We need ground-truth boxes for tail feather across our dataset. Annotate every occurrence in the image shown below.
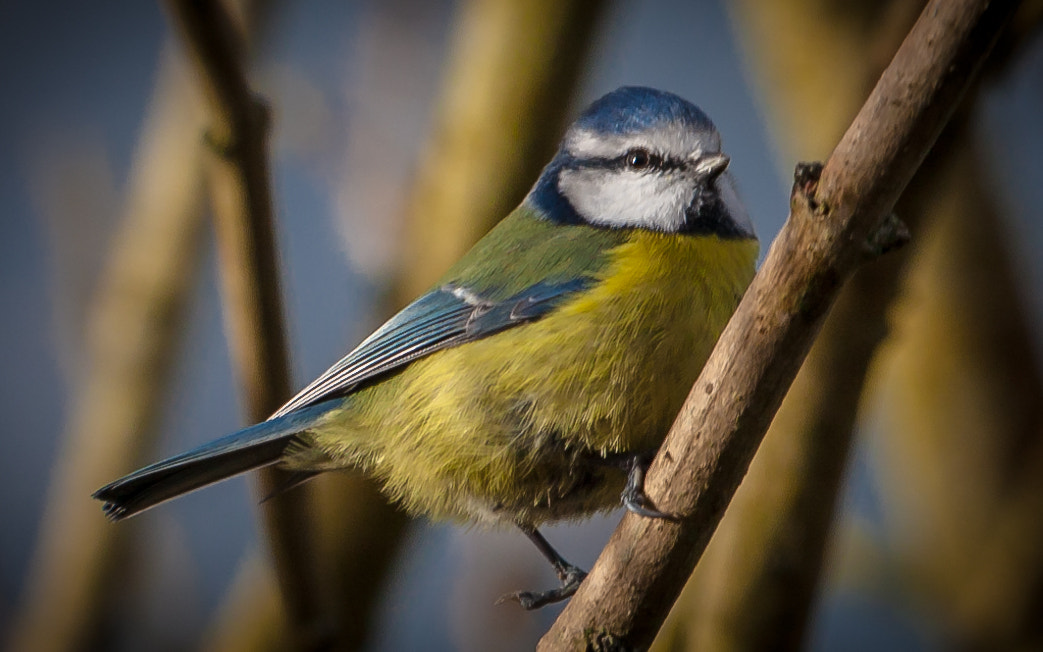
[94,400,337,520]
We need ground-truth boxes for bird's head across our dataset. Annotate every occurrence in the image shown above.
[526,86,754,239]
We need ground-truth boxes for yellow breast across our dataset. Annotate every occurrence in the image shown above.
[306,231,757,524]
[491,230,758,453]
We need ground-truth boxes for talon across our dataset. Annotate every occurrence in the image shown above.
[622,454,679,521]
[497,566,587,610]
[506,526,588,609]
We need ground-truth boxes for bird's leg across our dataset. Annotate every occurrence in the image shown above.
[618,452,679,521]
[497,525,587,609]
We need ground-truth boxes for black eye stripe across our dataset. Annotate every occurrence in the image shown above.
[570,151,685,173]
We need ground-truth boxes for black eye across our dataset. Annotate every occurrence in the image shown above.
[626,148,653,169]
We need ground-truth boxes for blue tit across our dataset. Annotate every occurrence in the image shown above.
[95,86,758,608]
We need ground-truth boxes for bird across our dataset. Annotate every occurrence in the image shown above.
[95,86,759,609]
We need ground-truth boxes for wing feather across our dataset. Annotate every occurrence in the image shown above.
[270,278,589,418]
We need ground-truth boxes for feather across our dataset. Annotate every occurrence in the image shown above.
[270,278,591,418]
[93,400,338,520]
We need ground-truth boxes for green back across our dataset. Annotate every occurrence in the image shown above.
[438,206,628,300]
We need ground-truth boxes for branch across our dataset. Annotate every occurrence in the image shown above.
[7,50,208,652]
[393,0,609,303]
[875,138,1043,648]
[162,0,328,647]
[658,3,925,649]
[539,0,1019,648]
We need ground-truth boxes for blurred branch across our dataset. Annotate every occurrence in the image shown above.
[321,0,610,647]
[162,0,328,648]
[7,51,209,652]
[294,0,612,648]
[539,1,1017,648]
[394,0,609,303]
[201,555,288,652]
[875,135,1043,650]
[955,432,1043,650]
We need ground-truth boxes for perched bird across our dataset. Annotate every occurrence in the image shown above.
[95,86,758,608]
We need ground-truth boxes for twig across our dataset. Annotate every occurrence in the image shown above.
[162,0,328,647]
[538,0,1019,648]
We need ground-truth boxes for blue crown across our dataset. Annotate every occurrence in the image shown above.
[572,86,713,136]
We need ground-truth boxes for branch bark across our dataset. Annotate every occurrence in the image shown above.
[653,4,924,649]
[163,0,329,648]
[539,0,1018,648]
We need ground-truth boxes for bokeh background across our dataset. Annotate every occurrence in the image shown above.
[2,1,1041,650]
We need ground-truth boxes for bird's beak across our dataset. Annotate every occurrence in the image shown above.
[693,153,730,181]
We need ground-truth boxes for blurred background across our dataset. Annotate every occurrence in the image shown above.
[1,0,1041,650]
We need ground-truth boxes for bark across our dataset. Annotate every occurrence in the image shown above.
[539,1,1017,648]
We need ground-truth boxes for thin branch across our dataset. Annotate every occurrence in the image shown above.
[672,3,1043,650]
[393,0,609,304]
[198,2,612,649]
[539,0,1019,648]
[657,3,923,649]
[162,0,328,647]
[875,137,1043,649]
[6,51,208,652]
[672,124,970,652]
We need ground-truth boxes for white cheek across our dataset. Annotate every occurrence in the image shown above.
[558,168,692,231]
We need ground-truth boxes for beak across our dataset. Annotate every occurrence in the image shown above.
[693,153,730,181]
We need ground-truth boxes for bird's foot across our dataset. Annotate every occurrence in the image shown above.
[621,453,679,521]
[497,563,587,610]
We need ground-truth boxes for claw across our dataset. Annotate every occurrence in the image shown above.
[497,566,587,610]
[502,526,588,609]
[621,454,679,521]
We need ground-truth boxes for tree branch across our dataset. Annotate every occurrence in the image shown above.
[6,49,208,652]
[163,0,329,647]
[538,0,1019,648]
[656,4,924,649]
[394,0,609,304]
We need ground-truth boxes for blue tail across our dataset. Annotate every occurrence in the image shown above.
[93,400,337,521]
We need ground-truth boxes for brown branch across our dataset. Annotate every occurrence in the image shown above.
[656,3,924,649]
[200,2,611,649]
[393,0,609,304]
[669,126,970,652]
[538,0,1019,648]
[6,51,209,652]
[874,136,1043,649]
[201,555,289,652]
[668,3,1043,650]
[162,0,328,648]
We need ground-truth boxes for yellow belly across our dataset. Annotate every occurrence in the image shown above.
[305,231,757,526]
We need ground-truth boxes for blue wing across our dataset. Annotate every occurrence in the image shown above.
[270,278,590,418]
